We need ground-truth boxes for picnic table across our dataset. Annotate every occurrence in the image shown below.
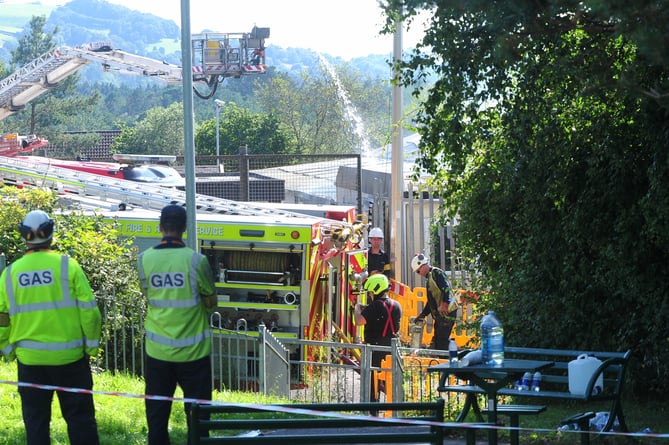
[428,358,554,445]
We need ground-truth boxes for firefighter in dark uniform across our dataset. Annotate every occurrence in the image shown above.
[353,274,402,408]
[367,227,391,277]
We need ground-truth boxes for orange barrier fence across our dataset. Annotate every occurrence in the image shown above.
[389,280,479,350]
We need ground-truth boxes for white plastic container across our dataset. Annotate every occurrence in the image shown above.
[568,354,604,395]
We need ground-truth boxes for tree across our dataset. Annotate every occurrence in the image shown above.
[6,16,100,138]
[382,1,669,396]
[0,186,138,295]
[111,102,184,156]
[255,62,385,154]
[194,102,289,156]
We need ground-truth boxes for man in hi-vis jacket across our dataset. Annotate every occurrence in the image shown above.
[138,205,216,445]
[0,210,101,445]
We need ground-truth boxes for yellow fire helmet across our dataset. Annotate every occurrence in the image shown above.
[363,274,390,296]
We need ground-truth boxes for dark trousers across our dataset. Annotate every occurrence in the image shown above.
[145,354,212,445]
[431,315,456,350]
[18,356,99,445]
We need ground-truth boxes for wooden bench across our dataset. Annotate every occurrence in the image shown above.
[438,347,631,442]
[189,398,479,445]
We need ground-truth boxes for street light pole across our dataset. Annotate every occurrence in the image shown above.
[214,99,225,172]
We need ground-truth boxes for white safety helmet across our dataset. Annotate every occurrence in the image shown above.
[19,210,54,244]
[369,227,384,239]
[410,253,430,272]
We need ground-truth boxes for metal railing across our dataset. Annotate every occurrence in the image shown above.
[96,295,470,416]
[96,292,463,414]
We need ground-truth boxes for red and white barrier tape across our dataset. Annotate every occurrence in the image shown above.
[0,379,666,439]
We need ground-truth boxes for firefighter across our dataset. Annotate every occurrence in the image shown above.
[0,210,101,445]
[353,274,402,410]
[411,253,459,350]
[367,227,391,277]
[138,204,217,445]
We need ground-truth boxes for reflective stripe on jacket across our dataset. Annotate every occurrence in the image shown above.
[139,245,215,362]
[0,251,101,365]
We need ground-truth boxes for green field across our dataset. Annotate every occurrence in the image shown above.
[0,4,55,47]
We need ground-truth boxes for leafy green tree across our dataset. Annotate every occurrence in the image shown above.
[256,64,372,154]
[382,1,669,396]
[6,15,100,137]
[10,16,56,68]
[110,102,184,156]
[0,187,57,264]
[195,102,289,156]
[0,187,138,297]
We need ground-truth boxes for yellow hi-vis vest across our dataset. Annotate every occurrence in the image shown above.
[0,250,101,365]
[138,245,216,362]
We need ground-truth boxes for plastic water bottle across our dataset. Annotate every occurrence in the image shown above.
[531,371,542,391]
[480,310,504,365]
[520,372,531,390]
[448,338,458,364]
[558,423,580,432]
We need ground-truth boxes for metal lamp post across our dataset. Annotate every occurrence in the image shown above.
[214,99,225,171]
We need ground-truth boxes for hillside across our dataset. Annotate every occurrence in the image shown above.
[0,0,394,82]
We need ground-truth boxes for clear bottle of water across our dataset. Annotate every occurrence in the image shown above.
[481,310,504,365]
[448,338,458,364]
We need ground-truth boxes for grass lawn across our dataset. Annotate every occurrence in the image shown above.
[0,360,285,445]
[0,359,665,444]
[453,395,667,444]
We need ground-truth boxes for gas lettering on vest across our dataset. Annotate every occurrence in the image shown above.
[150,272,185,288]
[18,270,54,287]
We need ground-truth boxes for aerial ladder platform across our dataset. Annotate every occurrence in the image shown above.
[0,155,313,220]
[0,26,270,119]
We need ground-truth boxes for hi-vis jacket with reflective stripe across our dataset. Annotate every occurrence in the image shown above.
[138,244,216,362]
[0,250,101,366]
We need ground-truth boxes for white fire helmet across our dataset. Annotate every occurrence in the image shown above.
[410,253,430,272]
[369,227,384,239]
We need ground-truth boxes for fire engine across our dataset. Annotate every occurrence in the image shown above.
[109,207,366,346]
[0,150,480,404]
[0,131,185,188]
[0,133,50,156]
[0,154,367,345]
[13,154,186,188]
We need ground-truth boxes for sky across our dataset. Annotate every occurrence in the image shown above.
[7,0,429,60]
